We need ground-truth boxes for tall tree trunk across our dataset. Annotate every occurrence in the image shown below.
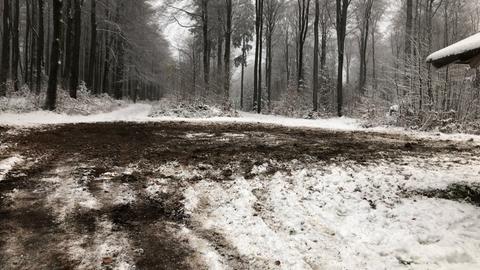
[88,0,97,92]
[113,2,124,100]
[224,0,232,102]
[336,0,349,117]
[240,39,246,110]
[320,0,327,99]
[254,0,263,111]
[358,0,373,95]
[45,0,63,110]
[36,0,44,94]
[297,0,311,91]
[254,0,259,109]
[202,0,210,94]
[12,0,19,91]
[24,0,31,85]
[29,1,36,89]
[69,0,82,98]
[216,27,223,92]
[313,0,320,111]
[0,0,11,96]
[266,33,272,109]
[63,0,73,87]
[285,26,290,89]
[257,0,264,113]
[371,26,376,90]
[45,3,51,75]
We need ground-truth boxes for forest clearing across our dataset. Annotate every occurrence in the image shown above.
[1,0,480,268]
[1,106,480,269]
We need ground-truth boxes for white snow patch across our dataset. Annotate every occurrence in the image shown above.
[1,103,480,143]
[427,32,480,63]
[184,158,480,269]
[179,227,227,270]
[66,219,135,270]
[0,156,23,181]
[0,104,152,126]
[45,174,101,222]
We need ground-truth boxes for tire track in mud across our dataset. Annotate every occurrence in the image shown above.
[0,157,79,269]
[0,152,194,269]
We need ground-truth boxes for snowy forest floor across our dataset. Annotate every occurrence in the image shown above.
[1,104,480,269]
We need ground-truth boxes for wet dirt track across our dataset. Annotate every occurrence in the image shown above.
[0,122,479,269]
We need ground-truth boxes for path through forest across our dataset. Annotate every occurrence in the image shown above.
[1,120,479,269]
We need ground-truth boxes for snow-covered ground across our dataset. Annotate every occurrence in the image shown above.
[182,157,480,270]
[1,103,479,144]
[0,155,23,181]
[1,103,479,269]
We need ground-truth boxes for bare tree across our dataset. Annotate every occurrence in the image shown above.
[336,0,351,116]
[296,0,311,90]
[0,0,11,96]
[313,0,320,111]
[45,0,63,110]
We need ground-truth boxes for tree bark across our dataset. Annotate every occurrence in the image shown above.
[297,0,311,91]
[313,0,320,111]
[202,0,210,94]
[24,0,31,85]
[88,0,97,92]
[223,0,232,102]
[36,0,45,94]
[45,0,63,110]
[69,0,82,98]
[0,0,11,96]
[336,0,350,117]
[12,0,20,91]
[240,38,246,110]
[63,0,73,87]
[358,0,373,95]
[257,0,263,113]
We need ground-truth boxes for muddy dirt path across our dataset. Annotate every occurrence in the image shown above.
[0,122,478,269]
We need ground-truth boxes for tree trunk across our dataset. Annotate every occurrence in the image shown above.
[113,2,124,100]
[45,0,63,110]
[223,0,232,102]
[24,0,31,85]
[63,0,73,87]
[358,0,373,95]
[240,39,246,110]
[254,0,260,110]
[202,0,210,94]
[0,0,11,96]
[29,1,36,88]
[257,0,264,113]
[254,0,264,112]
[285,27,290,89]
[69,0,82,98]
[12,0,20,91]
[297,0,311,91]
[313,0,320,111]
[336,0,349,117]
[36,0,44,94]
[88,0,97,92]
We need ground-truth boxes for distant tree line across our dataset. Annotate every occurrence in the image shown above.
[166,0,480,124]
[0,0,172,110]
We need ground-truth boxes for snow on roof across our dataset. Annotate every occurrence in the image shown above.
[426,32,480,67]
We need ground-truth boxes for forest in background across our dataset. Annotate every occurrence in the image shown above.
[0,0,172,110]
[1,0,480,132]
[163,0,480,132]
